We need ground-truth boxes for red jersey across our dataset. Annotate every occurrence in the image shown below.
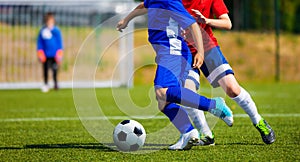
[182,0,229,54]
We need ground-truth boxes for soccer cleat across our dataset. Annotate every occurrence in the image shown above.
[168,129,199,150]
[196,133,215,146]
[41,85,49,93]
[208,97,233,127]
[255,119,276,144]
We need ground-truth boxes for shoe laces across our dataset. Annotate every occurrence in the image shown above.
[214,98,231,117]
[256,120,270,135]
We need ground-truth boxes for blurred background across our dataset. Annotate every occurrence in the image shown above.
[0,0,299,89]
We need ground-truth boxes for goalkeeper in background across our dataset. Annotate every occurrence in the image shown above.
[37,12,63,92]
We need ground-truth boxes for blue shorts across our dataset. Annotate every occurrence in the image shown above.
[187,46,234,88]
[154,54,192,88]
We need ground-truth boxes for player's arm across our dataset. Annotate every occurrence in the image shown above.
[37,31,46,63]
[191,9,232,30]
[116,2,147,32]
[189,23,204,68]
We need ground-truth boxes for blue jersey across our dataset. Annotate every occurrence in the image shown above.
[37,26,63,58]
[144,0,196,56]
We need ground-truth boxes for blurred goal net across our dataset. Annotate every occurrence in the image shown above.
[0,0,136,89]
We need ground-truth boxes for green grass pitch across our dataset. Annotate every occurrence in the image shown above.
[0,83,299,161]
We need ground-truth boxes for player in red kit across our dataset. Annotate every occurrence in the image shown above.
[117,0,275,145]
[182,0,275,145]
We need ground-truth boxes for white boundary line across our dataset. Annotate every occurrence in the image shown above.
[0,114,299,122]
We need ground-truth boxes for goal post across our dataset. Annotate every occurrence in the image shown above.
[119,20,134,88]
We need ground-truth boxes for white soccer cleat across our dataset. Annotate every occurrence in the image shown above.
[41,85,49,93]
[168,129,200,150]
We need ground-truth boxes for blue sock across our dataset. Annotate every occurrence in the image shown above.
[163,103,194,134]
[166,87,216,111]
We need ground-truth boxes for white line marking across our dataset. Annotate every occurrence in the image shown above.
[0,114,299,122]
[234,113,300,117]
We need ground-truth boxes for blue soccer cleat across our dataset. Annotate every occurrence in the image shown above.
[208,97,234,127]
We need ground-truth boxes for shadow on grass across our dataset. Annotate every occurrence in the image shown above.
[0,143,170,151]
[99,143,169,151]
[0,143,116,152]
[142,143,169,151]
[25,143,116,151]
[218,142,265,146]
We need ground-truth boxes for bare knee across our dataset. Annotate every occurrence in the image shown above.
[184,79,197,92]
[225,83,240,98]
[155,88,168,111]
[218,75,241,98]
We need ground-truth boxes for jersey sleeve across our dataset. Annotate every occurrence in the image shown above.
[212,0,229,18]
[168,0,196,29]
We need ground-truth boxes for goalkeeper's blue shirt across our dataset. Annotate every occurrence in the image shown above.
[37,26,63,58]
[144,0,196,56]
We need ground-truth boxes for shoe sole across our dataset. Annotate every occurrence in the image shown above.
[262,130,276,144]
[195,142,216,146]
[168,137,199,151]
[183,137,200,150]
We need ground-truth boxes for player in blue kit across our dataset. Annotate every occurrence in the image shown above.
[118,0,233,150]
[37,12,63,92]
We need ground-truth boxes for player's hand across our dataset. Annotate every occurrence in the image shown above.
[193,52,204,69]
[37,50,46,63]
[38,56,46,63]
[55,50,63,65]
[116,19,129,32]
[191,9,210,25]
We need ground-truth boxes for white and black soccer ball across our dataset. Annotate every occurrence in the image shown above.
[113,120,146,152]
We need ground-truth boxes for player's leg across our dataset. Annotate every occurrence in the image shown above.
[41,59,50,92]
[184,79,212,136]
[201,46,275,144]
[156,88,199,150]
[183,69,214,145]
[155,54,232,150]
[155,55,233,126]
[154,62,199,150]
[50,58,59,90]
[218,74,261,123]
[218,74,275,144]
[201,47,260,123]
[160,87,234,150]
[156,89,192,135]
[165,87,233,125]
[43,60,48,85]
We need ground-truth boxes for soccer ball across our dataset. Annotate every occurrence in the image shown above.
[113,120,146,152]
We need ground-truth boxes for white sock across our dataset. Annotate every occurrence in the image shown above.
[184,107,213,138]
[231,87,262,125]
